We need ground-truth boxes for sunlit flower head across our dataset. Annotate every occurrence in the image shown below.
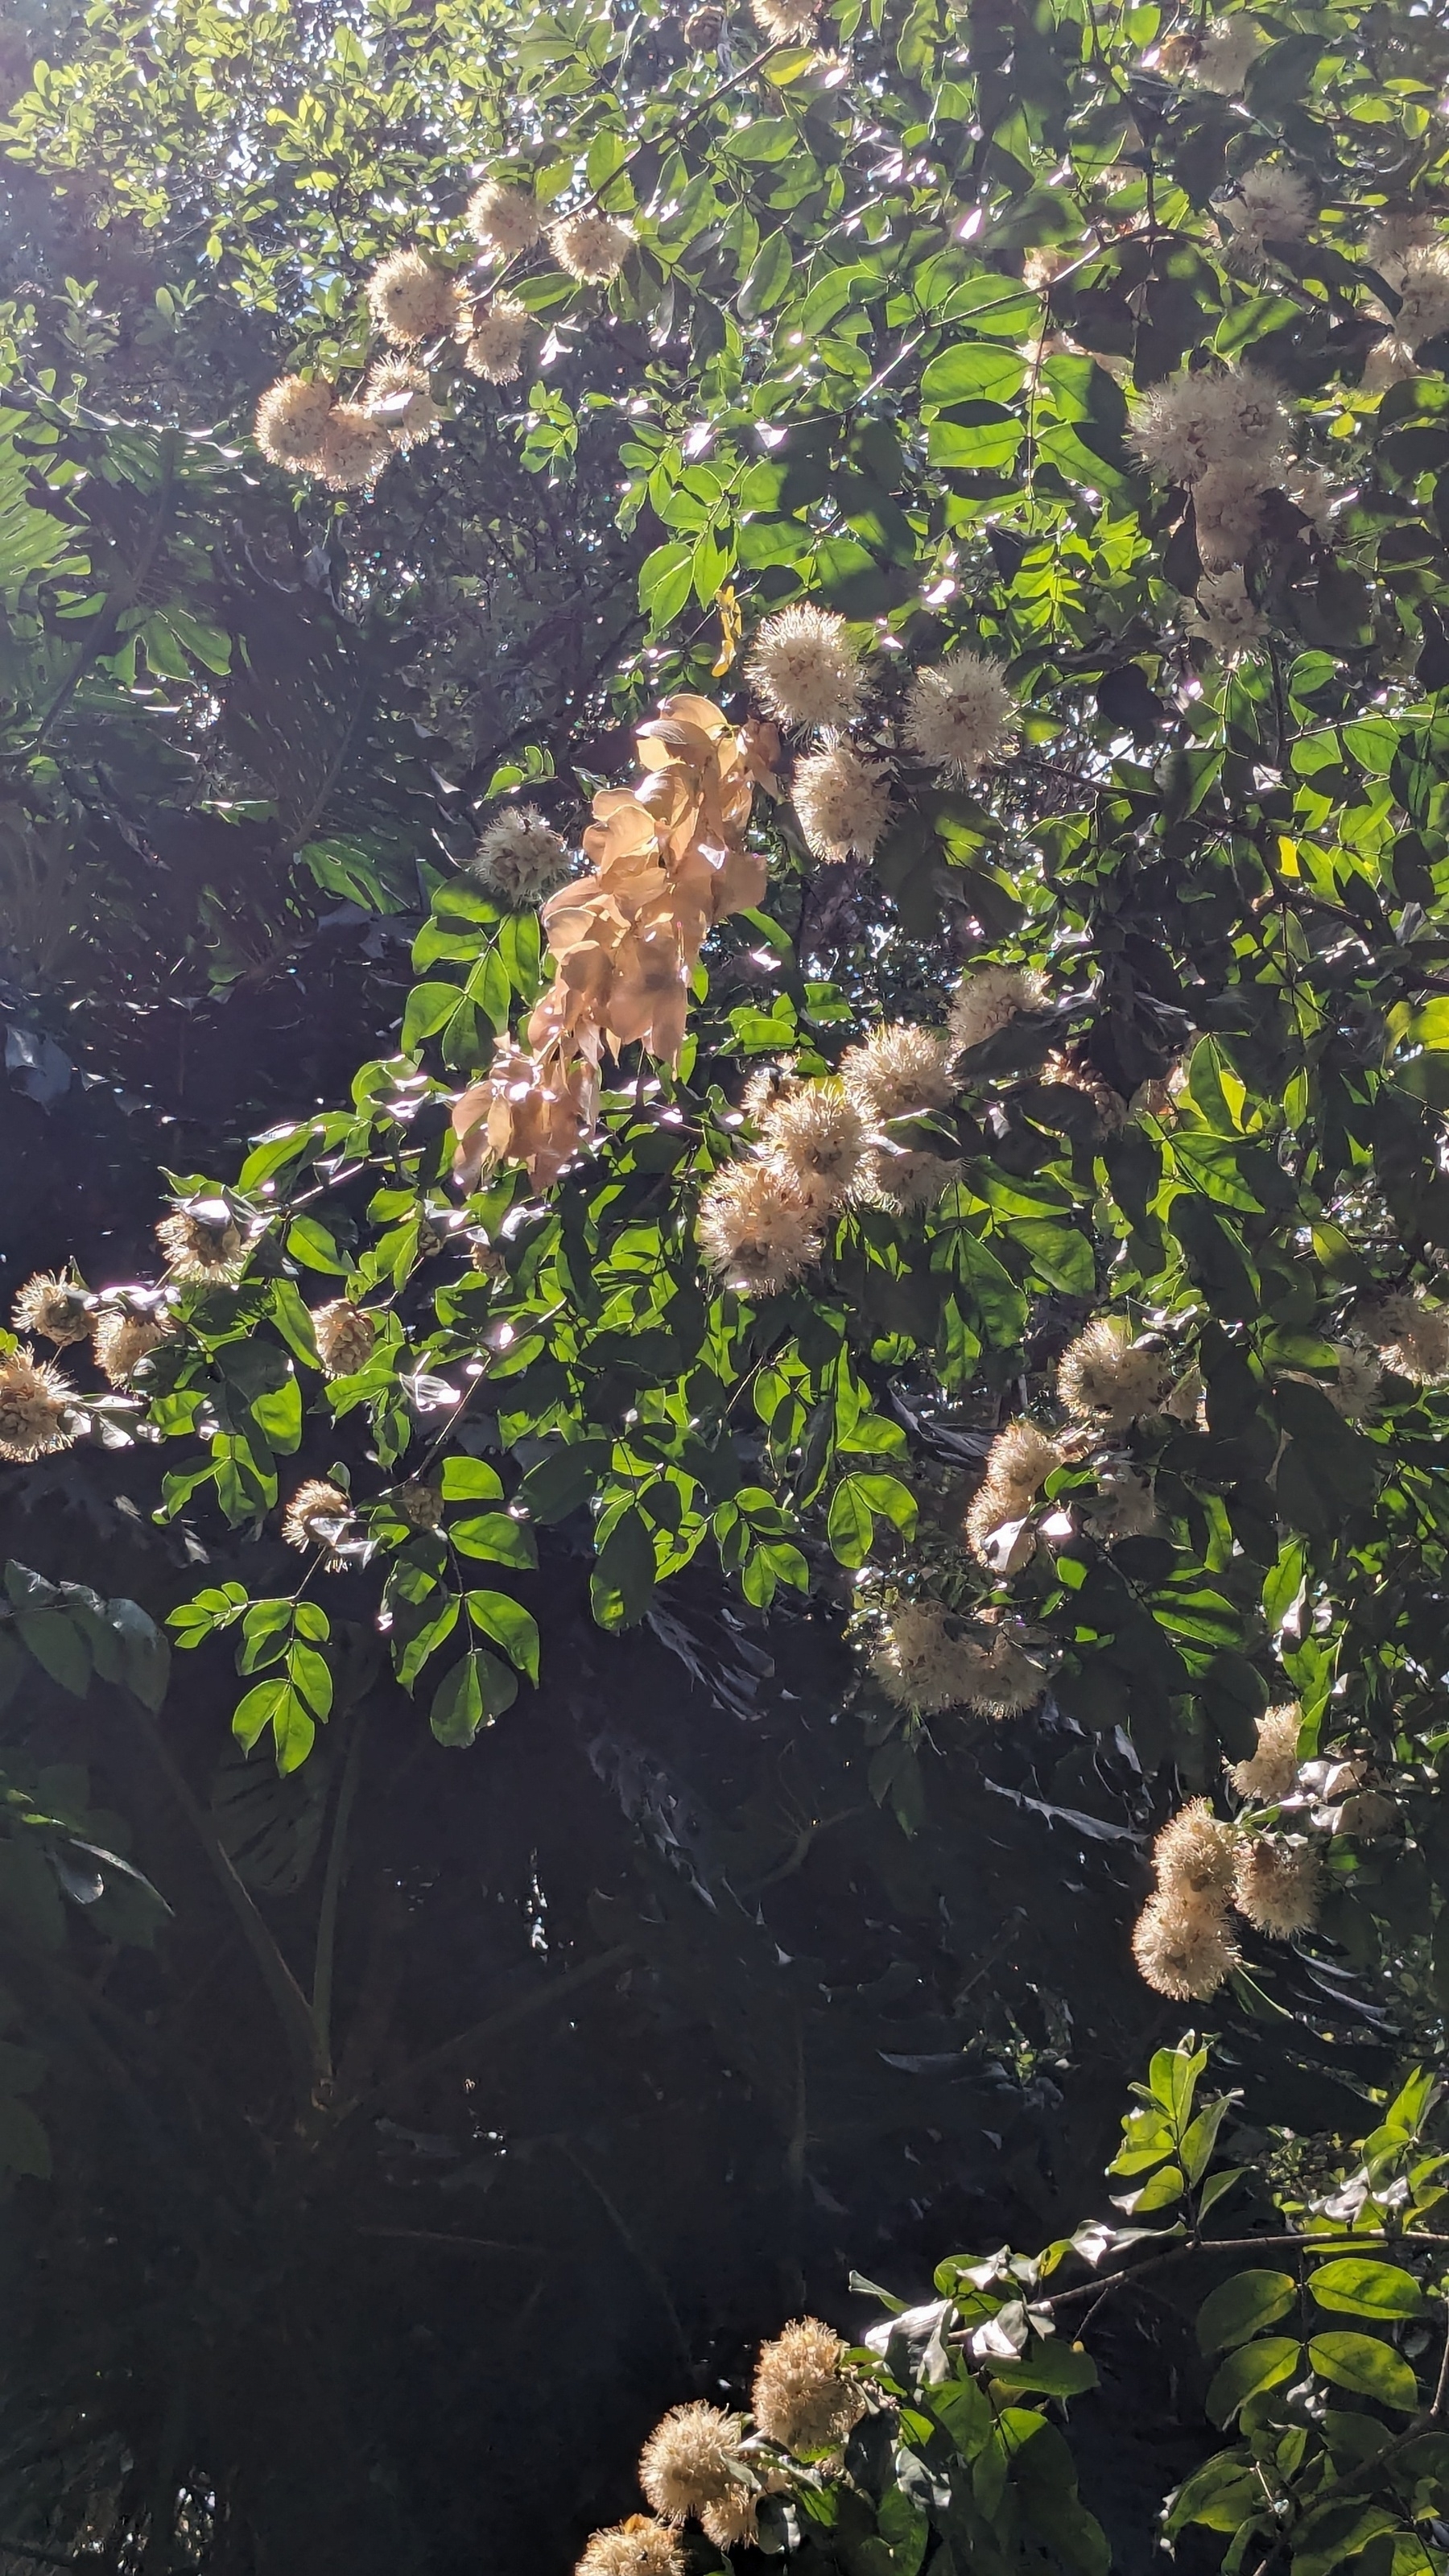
[1132,1890,1240,1998]
[1228,1701,1302,1802]
[253,374,334,471]
[156,1209,246,1285]
[0,1348,78,1463]
[93,1310,172,1385]
[871,1596,964,1715]
[697,1159,822,1296]
[282,1479,353,1559]
[1153,1797,1238,1903]
[551,210,635,284]
[1187,17,1262,93]
[762,1077,865,1211]
[1233,1835,1321,1936]
[465,179,544,259]
[638,2403,747,2527]
[949,963,1047,1056]
[366,248,463,345]
[1328,1341,1381,1418]
[751,0,820,39]
[1057,1318,1170,1429]
[1129,365,1286,485]
[316,403,394,491]
[904,651,1014,777]
[1220,165,1312,261]
[468,806,570,904]
[745,603,868,733]
[1084,1462,1158,1542]
[857,1143,957,1213]
[10,1271,89,1348]
[1191,459,1269,570]
[792,742,893,861]
[312,1301,377,1381]
[576,2519,686,2576]
[1193,566,1268,656]
[460,295,531,384]
[752,2318,865,2454]
[840,1022,954,1125]
[363,357,440,448]
[1363,1290,1449,1383]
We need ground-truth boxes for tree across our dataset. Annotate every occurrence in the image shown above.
[2,0,1449,2565]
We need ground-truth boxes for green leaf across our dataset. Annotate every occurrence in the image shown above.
[1308,2331,1419,2411]
[449,1513,539,1568]
[1197,2271,1298,2355]
[0,2093,51,2180]
[464,1590,540,1683]
[827,1475,873,1567]
[430,1647,517,1746]
[439,1457,505,1501]
[1205,2337,1302,2426]
[1309,2259,1429,2320]
[287,1215,349,1276]
[15,1609,91,1698]
[921,343,1028,405]
[739,228,792,316]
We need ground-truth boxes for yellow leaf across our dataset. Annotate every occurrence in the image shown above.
[712,582,742,677]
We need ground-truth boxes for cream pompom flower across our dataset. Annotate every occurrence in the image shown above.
[253,375,333,471]
[363,357,440,449]
[465,179,543,259]
[752,2318,865,2454]
[904,651,1014,777]
[1392,246,1449,351]
[468,806,570,905]
[1084,1463,1158,1542]
[316,403,394,492]
[11,1271,89,1348]
[1153,1798,1238,1905]
[312,1301,377,1381]
[1188,17,1262,93]
[761,1078,865,1210]
[0,1348,79,1463]
[840,1022,955,1125]
[1363,1290,1449,1383]
[956,1628,1048,1719]
[1057,1318,1170,1430]
[871,1597,964,1714]
[1328,1342,1381,1418]
[1220,165,1313,260]
[697,1161,822,1296]
[639,2403,748,2528]
[752,0,820,37]
[1233,1836,1322,1937]
[576,2519,686,2576]
[156,1209,247,1285]
[745,604,867,733]
[93,1310,173,1385]
[1132,1891,1240,1999]
[460,295,530,384]
[792,743,893,861]
[1129,365,1286,486]
[964,1420,1062,1563]
[282,1479,353,1559]
[366,249,463,345]
[949,963,1047,1056]
[1193,567,1268,656]
[857,1143,958,1213]
[1228,1702,1302,1802]
[551,209,635,284]
[1192,460,1269,569]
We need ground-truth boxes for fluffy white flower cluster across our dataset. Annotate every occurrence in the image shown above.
[1216,165,1312,268]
